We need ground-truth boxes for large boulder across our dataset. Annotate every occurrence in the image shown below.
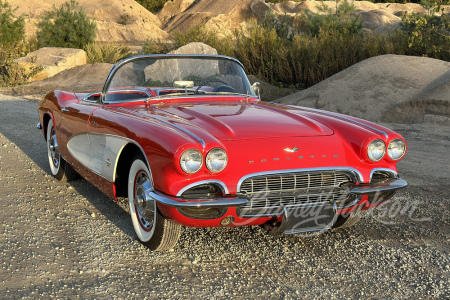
[157,0,196,24]
[275,55,450,125]
[8,0,168,43]
[160,0,256,34]
[15,47,87,82]
[144,43,218,83]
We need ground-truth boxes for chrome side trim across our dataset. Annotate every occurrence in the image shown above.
[116,107,206,148]
[369,168,398,181]
[236,167,364,192]
[67,132,151,183]
[286,105,389,138]
[176,180,229,197]
[101,54,246,104]
[150,190,248,208]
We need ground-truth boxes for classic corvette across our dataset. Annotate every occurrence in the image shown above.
[37,54,407,250]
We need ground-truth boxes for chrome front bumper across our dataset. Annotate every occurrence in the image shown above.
[150,177,408,211]
[347,177,408,195]
[150,190,249,208]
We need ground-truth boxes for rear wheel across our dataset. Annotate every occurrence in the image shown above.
[46,121,78,182]
[128,156,181,251]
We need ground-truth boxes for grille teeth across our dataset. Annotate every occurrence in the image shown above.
[239,171,353,214]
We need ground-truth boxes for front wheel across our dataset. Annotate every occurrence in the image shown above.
[128,156,181,251]
[46,120,78,182]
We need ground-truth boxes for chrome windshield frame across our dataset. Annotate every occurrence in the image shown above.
[101,54,251,104]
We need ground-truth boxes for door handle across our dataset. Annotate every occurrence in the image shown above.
[90,121,98,127]
[61,108,69,113]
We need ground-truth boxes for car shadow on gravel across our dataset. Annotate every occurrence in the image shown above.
[0,100,137,239]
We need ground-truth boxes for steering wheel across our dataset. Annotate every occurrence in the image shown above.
[195,78,230,94]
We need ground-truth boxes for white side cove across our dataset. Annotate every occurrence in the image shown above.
[67,133,128,182]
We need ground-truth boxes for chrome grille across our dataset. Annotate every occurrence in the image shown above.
[239,171,355,217]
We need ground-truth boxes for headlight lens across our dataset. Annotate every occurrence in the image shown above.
[387,139,406,160]
[367,139,386,162]
[206,148,228,172]
[180,149,203,174]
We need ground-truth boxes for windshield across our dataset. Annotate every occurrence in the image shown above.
[104,55,256,102]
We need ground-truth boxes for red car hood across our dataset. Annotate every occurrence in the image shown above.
[138,102,333,141]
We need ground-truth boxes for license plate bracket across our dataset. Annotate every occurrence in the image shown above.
[280,202,338,235]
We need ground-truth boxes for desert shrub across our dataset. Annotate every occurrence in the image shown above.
[233,21,287,85]
[141,0,450,90]
[0,0,25,46]
[36,0,96,49]
[143,39,175,54]
[173,25,234,56]
[84,42,131,64]
[143,23,234,57]
[296,0,361,37]
[135,0,171,14]
[143,20,411,89]
[0,38,42,86]
[401,12,450,60]
[118,13,136,25]
[261,11,295,39]
[283,29,409,88]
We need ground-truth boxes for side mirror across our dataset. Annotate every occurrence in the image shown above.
[252,82,261,99]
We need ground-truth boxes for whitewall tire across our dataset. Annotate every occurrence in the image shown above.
[128,156,181,251]
[46,120,78,182]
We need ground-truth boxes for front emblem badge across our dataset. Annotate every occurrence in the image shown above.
[284,147,300,153]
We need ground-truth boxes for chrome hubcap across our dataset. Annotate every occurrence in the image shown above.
[134,172,155,231]
[49,128,60,168]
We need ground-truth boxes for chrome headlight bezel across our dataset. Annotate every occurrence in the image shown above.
[367,139,386,162]
[387,138,406,160]
[180,149,203,174]
[205,148,228,173]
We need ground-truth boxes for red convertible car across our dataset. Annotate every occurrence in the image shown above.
[37,54,407,250]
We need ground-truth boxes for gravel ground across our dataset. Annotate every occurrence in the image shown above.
[0,95,449,299]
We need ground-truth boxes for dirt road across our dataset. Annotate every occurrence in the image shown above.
[0,96,448,299]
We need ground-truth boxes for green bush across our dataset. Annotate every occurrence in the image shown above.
[84,42,131,64]
[142,0,450,91]
[295,0,361,37]
[143,20,410,89]
[0,38,41,87]
[135,0,171,14]
[143,23,234,57]
[401,12,450,60]
[36,0,96,49]
[0,0,25,46]
[282,29,408,88]
[143,39,175,54]
[234,21,286,85]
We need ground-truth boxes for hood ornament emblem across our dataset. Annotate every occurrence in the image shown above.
[284,147,300,153]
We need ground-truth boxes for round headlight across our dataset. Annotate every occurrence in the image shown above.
[206,148,228,173]
[387,139,406,160]
[180,149,203,174]
[367,139,386,162]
